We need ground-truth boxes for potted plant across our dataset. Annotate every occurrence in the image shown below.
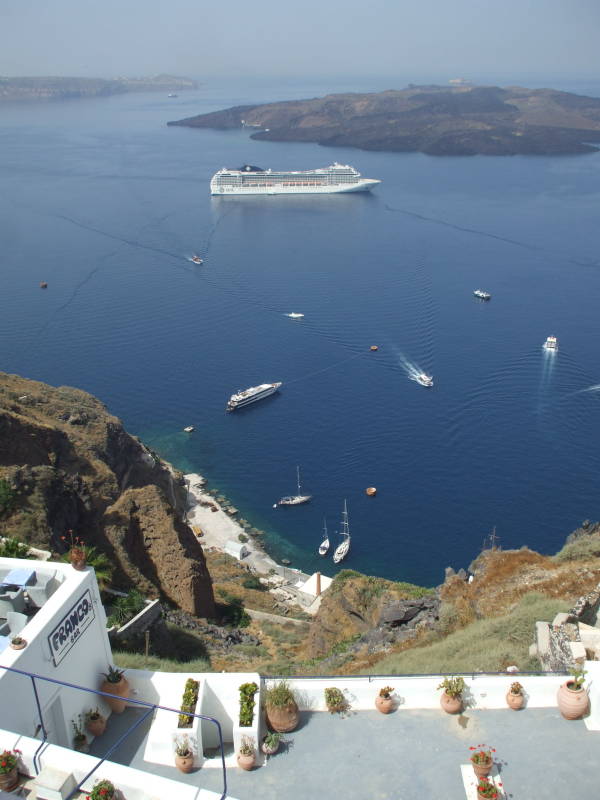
[100,665,130,714]
[0,749,21,792]
[475,777,503,800]
[324,687,348,714]
[62,529,86,570]
[174,735,195,773]
[237,735,256,771]
[375,685,395,714]
[87,778,119,800]
[9,636,27,651]
[72,716,88,752]
[469,744,495,778]
[557,667,589,719]
[506,681,524,710]
[264,680,299,732]
[85,707,107,737]
[261,731,281,756]
[239,681,259,727]
[437,676,465,714]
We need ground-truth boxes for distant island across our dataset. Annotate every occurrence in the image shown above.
[0,74,197,102]
[168,84,600,156]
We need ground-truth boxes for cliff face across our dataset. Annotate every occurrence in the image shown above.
[0,372,214,617]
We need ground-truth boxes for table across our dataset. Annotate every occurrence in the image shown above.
[0,567,36,588]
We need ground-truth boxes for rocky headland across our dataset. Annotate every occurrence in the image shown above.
[0,74,197,103]
[168,84,600,155]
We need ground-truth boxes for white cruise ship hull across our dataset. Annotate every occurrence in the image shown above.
[211,179,379,196]
[226,382,282,411]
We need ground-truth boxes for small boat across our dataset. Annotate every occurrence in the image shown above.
[39,282,48,289]
[190,255,203,264]
[318,519,330,556]
[285,312,304,319]
[281,558,291,566]
[365,487,377,497]
[416,373,434,387]
[275,466,312,507]
[332,500,351,564]
[183,426,195,433]
[473,289,491,300]
[168,93,178,98]
[370,345,378,351]
[544,335,558,351]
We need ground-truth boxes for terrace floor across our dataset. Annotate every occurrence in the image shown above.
[89,705,598,800]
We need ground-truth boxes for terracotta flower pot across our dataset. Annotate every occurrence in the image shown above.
[101,675,130,714]
[175,754,195,773]
[0,767,19,792]
[10,639,27,651]
[471,756,493,779]
[86,715,107,737]
[261,739,279,756]
[440,691,463,714]
[506,690,524,710]
[375,695,394,714]
[237,752,255,771]
[74,736,89,753]
[70,550,87,570]
[266,701,299,733]
[557,682,589,720]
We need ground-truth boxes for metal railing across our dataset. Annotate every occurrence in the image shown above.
[0,663,227,800]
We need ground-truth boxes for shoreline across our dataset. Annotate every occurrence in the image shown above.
[184,473,329,613]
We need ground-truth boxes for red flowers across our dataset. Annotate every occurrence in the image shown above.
[470,743,496,764]
[0,749,20,775]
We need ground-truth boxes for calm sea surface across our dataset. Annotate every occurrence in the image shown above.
[2,76,600,586]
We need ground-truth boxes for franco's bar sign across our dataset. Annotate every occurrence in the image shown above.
[48,589,95,666]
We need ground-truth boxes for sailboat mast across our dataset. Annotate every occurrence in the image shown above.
[296,465,301,495]
[342,499,349,537]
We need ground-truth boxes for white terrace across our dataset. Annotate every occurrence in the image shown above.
[1,556,599,800]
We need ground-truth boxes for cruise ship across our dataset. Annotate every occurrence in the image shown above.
[226,381,282,411]
[210,163,380,195]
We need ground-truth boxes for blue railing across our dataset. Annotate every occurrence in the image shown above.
[0,663,227,800]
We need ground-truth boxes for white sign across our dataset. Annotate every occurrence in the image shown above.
[48,589,95,666]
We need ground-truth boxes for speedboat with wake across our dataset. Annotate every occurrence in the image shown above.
[473,289,491,300]
[415,373,434,387]
[543,335,558,351]
[318,519,330,556]
[332,500,351,564]
[274,466,312,507]
[285,312,304,319]
[190,254,203,264]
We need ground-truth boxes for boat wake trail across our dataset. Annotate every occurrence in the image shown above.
[392,347,429,384]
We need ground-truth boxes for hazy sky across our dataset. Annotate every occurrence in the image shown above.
[1,0,598,80]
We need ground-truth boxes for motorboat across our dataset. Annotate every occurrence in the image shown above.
[332,500,351,564]
[416,373,434,387]
[473,289,491,300]
[275,466,312,507]
[183,426,195,433]
[318,519,330,556]
[190,255,203,264]
[285,312,304,319]
[544,335,558,351]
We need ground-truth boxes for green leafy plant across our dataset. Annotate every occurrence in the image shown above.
[0,536,32,559]
[238,735,255,756]
[264,680,297,708]
[469,744,495,764]
[0,479,17,518]
[84,708,103,724]
[61,544,113,589]
[101,665,125,684]
[106,589,146,627]
[0,749,21,774]
[324,687,348,714]
[71,715,86,743]
[86,778,116,800]
[437,675,465,698]
[509,681,523,695]
[10,636,26,647]
[242,575,265,591]
[568,667,586,690]
[262,731,280,750]
[239,681,259,727]
[476,777,502,799]
[178,678,200,728]
[379,686,394,698]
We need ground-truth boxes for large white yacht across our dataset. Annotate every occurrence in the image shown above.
[210,163,380,195]
[543,336,558,351]
[226,382,281,411]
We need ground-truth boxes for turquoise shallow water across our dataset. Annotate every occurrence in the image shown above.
[1,77,600,585]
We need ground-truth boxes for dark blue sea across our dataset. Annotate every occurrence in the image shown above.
[2,76,600,587]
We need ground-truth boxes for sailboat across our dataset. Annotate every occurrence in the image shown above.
[274,466,312,507]
[332,500,351,563]
[318,518,330,556]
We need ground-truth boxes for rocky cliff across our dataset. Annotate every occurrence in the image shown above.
[0,372,214,617]
[169,84,600,156]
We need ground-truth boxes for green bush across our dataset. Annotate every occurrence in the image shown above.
[239,681,259,726]
[0,536,33,559]
[0,479,17,518]
[178,678,200,728]
[242,575,265,591]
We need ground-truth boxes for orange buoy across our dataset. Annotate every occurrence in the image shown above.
[39,282,48,289]
[370,345,378,351]
[366,487,377,496]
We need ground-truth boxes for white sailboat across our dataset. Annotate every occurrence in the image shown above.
[274,466,312,507]
[332,500,351,564]
[318,518,330,556]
